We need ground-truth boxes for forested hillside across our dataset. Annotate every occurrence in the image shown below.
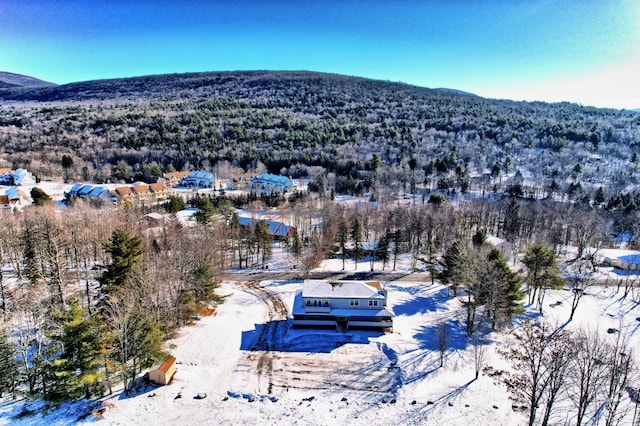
[1,71,639,206]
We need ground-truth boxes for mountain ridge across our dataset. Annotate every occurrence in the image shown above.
[0,71,57,88]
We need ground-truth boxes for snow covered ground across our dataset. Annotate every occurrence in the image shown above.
[2,254,640,426]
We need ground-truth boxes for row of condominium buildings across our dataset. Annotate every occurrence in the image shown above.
[65,171,295,205]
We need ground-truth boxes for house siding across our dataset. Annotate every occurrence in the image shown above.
[292,280,393,331]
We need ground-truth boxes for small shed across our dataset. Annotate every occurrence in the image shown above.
[148,356,177,385]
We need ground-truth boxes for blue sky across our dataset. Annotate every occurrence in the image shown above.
[1,0,639,109]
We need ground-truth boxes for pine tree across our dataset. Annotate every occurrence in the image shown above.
[22,222,41,286]
[0,333,20,398]
[523,242,564,313]
[441,240,467,297]
[289,229,302,267]
[193,196,215,226]
[254,220,272,268]
[99,229,144,295]
[30,187,53,207]
[376,230,390,271]
[350,217,362,270]
[46,298,101,401]
[487,248,524,324]
[337,217,349,270]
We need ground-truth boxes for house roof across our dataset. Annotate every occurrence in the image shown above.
[302,280,385,299]
[0,168,12,175]
[236,216,294,237]
[274,224,293,237]
[149,182,166,192]
[5,187,20,200]
[89,186,109,197]
[163,171,190,180]
[68,183,84,194]
[79,185,94,195]
[0,195,9,205]
[133,184,150,194]
[116,186,133,196]
[267,221,281,235]
[145,212,164,221]
[157,355,176,373]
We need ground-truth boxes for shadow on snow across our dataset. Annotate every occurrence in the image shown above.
[239,319,384,353]
[391,287,451,316]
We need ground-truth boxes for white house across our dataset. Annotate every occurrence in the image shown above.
[291,280,394,331]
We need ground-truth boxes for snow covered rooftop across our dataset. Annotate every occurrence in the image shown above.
[302,280,385,299]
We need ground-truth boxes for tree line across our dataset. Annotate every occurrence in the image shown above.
[1,184,639,402]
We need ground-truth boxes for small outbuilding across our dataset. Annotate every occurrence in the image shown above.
[148,355,177,385]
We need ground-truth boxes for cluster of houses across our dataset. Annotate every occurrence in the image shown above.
[64,171,294,206]
[160,171,294,193]
[0,168,36,210]
[65,182,168,205]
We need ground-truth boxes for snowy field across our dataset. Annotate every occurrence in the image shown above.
[2,253,640,426]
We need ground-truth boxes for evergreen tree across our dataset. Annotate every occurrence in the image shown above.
[99,229,144,295]
[289,229,302,267]
[337,217,349,270]
[487,248,524,323]
[164,194,185,213]
[191,264,220,302]
[441,240,468,297]
[0,333,20,398]
[472,228,488,247]
[503,198,521,242]
[523,242,564,313]
[350,217,363,270]
[391,229,404,270]
[593,186,605,206]
[416,238,438,285]
[254,220,272,268]
[376,230,390,270]
[21,222,41,286]
[30,187,53,207]
[61,155,74,182]
[46,298,101,401]
[193,196,215,226]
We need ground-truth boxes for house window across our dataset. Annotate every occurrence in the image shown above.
[369,300,379,307]
[324,299,329,306]
[306,299,311,306]
[349,300,359,306]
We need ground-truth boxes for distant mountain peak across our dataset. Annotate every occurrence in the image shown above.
[435,88,478,97]
[0,71,56,88]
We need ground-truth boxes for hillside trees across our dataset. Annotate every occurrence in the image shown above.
[2,71,640,205]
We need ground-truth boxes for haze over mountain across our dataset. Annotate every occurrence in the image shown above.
[0,71,56,89]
